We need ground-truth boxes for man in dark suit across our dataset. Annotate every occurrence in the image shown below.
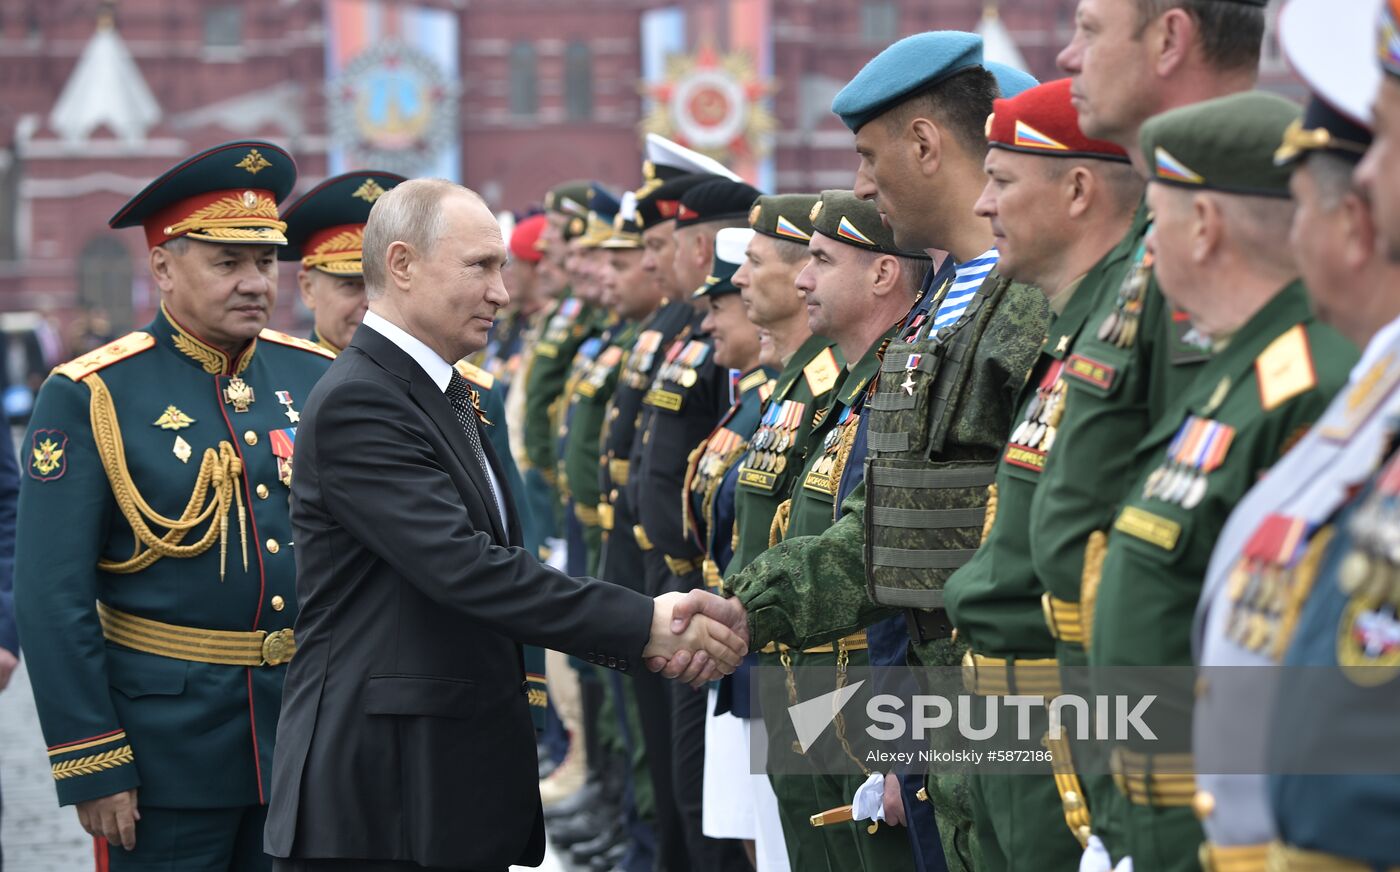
[266,179,748,872]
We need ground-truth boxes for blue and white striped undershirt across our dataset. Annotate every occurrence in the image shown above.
[931,248,999,331]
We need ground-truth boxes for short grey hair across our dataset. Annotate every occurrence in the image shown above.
[363,178,484,298]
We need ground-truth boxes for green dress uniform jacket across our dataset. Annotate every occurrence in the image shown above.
[724,334,843,581]
[685,365,774,588]
[522,294,595,483]
[1092,281,1353,871]
[14,307,334,808]
[564,320,640,574]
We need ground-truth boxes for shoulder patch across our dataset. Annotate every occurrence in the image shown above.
[258,328,337,360]
[1255,325,1316,412]
[454,360,496,390]
[739,368,769,394]
[52,332,155,382]
[803,347,841,397]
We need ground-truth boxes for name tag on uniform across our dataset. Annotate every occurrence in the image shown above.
[645,388,684,412]
[739,467,777,491]
[1114,506,1181,552]
[1063,353,1117,392]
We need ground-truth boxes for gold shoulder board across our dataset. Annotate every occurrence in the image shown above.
[454,360,496,390]
[803,347,841,397]
[52,332,156,382]
[1255,324,1316,412]
[258,328,337,360]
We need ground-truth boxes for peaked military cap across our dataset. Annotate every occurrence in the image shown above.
[748,193,820,244]
[810,190,930,258]
[832,32,983,132]
[639,133,741,196]
[693,228,755,300]
[562,211,590,243]
[988,79,1129,162]
[636,173,714,230]
[579,184,622,248]
[110,140,297,249]
[602,192,644,250]
[278,170,407,275]
[1382,0,1400,78]
[544,180,592,217]
[675,178,763,228]
[1142,91,1301,198]
[985,62,1039,99]
[1274,0,1378,166]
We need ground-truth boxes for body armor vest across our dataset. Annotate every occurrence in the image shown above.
[864,274,1013,609]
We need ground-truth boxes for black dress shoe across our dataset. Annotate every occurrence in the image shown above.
[551,807,615,847]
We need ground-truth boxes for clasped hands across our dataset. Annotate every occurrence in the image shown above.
[642,590,752,687]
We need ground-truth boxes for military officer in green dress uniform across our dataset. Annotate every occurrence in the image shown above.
[750,190,931,872]
[279,170,406,357]
[13,140,336,870]
[1190,7,1392,869]
[1087,93,1354,871]
[933,78,1145,871]
[1264,3,1400,869]
[521,179,595,545]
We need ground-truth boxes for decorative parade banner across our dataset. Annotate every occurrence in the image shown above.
[641,1,775,191]
[324,0,461,180]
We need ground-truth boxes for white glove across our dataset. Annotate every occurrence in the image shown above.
[850,772,886,822]
[1079,835,1133,872]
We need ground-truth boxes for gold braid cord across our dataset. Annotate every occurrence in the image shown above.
[769,499,792,548]
[1080,530,1108,652]
[981,483,998,545]
[829,420,862,523]
[86,374,247,579]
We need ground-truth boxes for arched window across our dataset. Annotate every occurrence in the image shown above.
[564,41,593,122]
[509,41,538,117]
[77,236,133,333]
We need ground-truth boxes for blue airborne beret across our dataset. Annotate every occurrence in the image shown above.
[986,62,1039,99]
[832,32,984,132]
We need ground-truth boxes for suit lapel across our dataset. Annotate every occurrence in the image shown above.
[351,325,509,544]
[475,424,523,546]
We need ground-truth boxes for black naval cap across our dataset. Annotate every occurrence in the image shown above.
[636,173,715,230]
[109,140,297,249]
[675,178,763,229]
[279,170,408,274]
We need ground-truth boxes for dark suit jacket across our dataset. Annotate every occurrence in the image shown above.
[266,324,653,870]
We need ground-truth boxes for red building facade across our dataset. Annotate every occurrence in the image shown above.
[0,0,1295,341]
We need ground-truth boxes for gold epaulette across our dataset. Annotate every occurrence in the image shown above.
[52,332,155,382]
[1256,324,1316,411]
[258,328,337,360]
[454,360,496,391]
[803,347,841,397]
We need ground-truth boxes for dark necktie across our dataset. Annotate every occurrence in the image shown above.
[445,371,504,525]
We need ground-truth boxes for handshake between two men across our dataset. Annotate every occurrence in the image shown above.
[643,590,753,686]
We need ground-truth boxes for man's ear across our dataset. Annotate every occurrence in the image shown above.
[870,254,900,298]
[1066,166,1096,220]
[1191,193,1222,265]
[1155,8,1197,79]
[909,117,944,180]
[1341,190,1377,273]
[149,245,178,294]
[297,269,317,311]
[386,241,414,292]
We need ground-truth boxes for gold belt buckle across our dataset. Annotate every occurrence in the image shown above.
[260,628,296,666]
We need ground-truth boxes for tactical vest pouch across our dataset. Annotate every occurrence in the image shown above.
[865,341,947,459]
[864,457,996,609]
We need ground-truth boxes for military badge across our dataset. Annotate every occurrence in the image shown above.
[152,406,196,430]
[1336,447,1400,685]
[1096,239,1152,350]
[173,436,193,464]
[224,377,255,413]
[1142,415,1236,509]
[29,429,67,481]
[269,428,297,487]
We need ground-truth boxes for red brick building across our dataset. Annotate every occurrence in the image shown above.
[0,0,1296,343]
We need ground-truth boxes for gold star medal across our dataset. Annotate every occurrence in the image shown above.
[224,377,255,413]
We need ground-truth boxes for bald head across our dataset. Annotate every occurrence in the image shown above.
[364,179,490,299]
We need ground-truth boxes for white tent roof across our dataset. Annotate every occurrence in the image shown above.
[49,18,161,144]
